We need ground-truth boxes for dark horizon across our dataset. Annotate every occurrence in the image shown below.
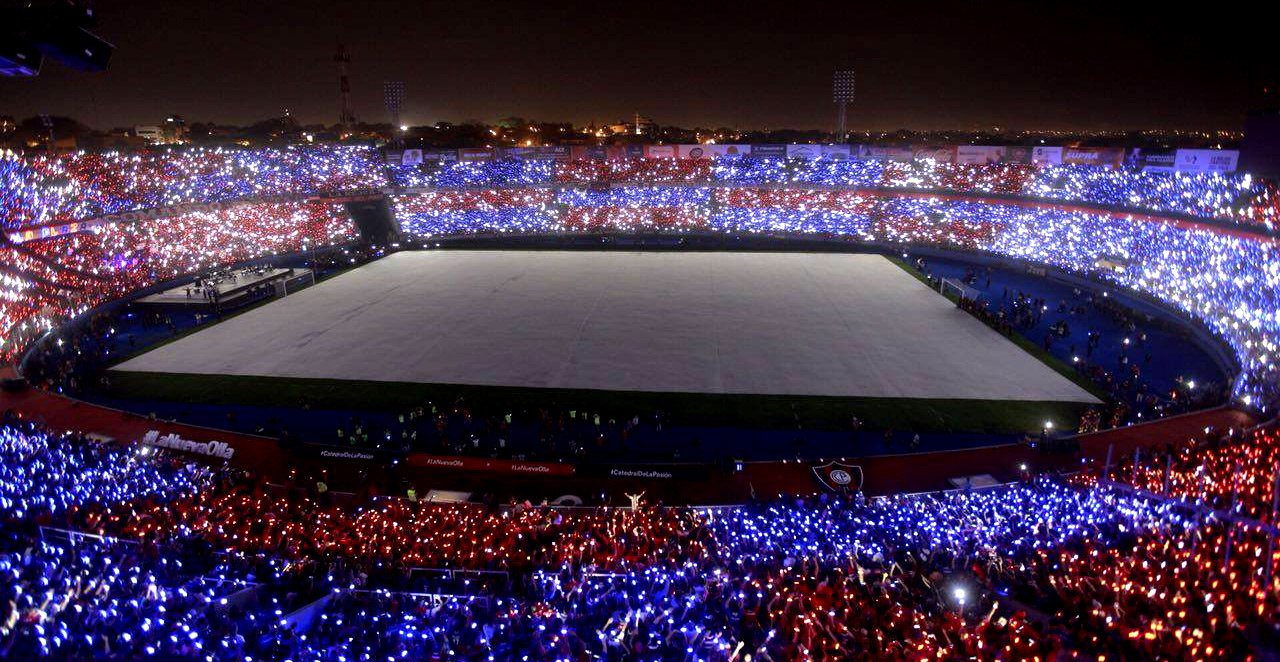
[2,0,1276,133]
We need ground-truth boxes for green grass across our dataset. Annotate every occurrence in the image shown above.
[103,370,1087,435]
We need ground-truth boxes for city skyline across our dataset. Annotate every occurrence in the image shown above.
[1,0,1275,132]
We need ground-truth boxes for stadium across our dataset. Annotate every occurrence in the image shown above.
[0,142,1278,659]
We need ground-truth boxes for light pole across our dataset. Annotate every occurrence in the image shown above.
[833,70,855,143]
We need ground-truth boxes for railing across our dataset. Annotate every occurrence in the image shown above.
[39,525,138,546]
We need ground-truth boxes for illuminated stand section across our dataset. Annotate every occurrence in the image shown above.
[1,147,1279,660]
[391,176,1280,408]
[0,200,357,364]
[2,145,1280,409]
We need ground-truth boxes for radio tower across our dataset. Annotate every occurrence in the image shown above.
[335,42,355,132]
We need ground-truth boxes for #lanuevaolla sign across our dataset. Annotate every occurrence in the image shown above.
[141,430,235,460]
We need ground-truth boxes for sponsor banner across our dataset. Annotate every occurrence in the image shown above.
[812,461,864,492]
[401,149,423,166]
[821,144,851,159]
[457,147,494,162]
[912,146,956,163]
[676,144,752,159]
[954,145,1006,165]
[751,144,788,158]
[785,144,825,159]
[421,148,458,163]
[141,429,235,460]
[1174,148,1239,173]
[860,145,913,162]
[954,145,1033,165]
[606,145,645,160]
[571,145,609,161]
[495,147,534,160]
[643,145,677,159]
[1004,146,1032,163]
[1128,148,1177,172]
[537,145,572,160]
[677,145,708,159]
[496,146,572,161]
[1031,146,1064,165]
[406,453,576,476]
[580,463,709,481]
[1062,147,1125,167]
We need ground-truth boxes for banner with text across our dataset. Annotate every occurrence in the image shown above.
[750,144,788,158]
[1031,146,1064,165]
[1061,147,1125,167]
[785,144,826,159]
[457,148,494,162]
[676,144,752,159]
[406,453,576,476]
[1174,149,1239,173]
[912,146,956,163]
[643,145,678,159]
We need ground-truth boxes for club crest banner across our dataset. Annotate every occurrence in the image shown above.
[812,461,864,491]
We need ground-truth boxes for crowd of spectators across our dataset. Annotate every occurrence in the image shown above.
[4,147,1278,405]
[5,146,1277,233]
[0,200,356,364]
[5,147,1280,657]
[331,401,665,463]
[393,185,1275,407]
[1105,425,1280,523]
[387,156,1280,229]
[2,415,1279,658]
[0,146,382,230]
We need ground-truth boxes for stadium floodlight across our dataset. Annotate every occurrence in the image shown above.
[384,81,406,144]
[833,69,855,142]
[833,70,856,102]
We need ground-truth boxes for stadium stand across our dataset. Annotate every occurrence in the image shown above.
[0,414,1272,659]
[2,146,1280,657]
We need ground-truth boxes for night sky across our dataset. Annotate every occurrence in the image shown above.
[2,0,1275,131]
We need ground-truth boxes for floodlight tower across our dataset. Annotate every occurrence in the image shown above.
[833,69,855,142]
[335,42,355,132]
[383,81,405,146]
[384,81,405,128]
